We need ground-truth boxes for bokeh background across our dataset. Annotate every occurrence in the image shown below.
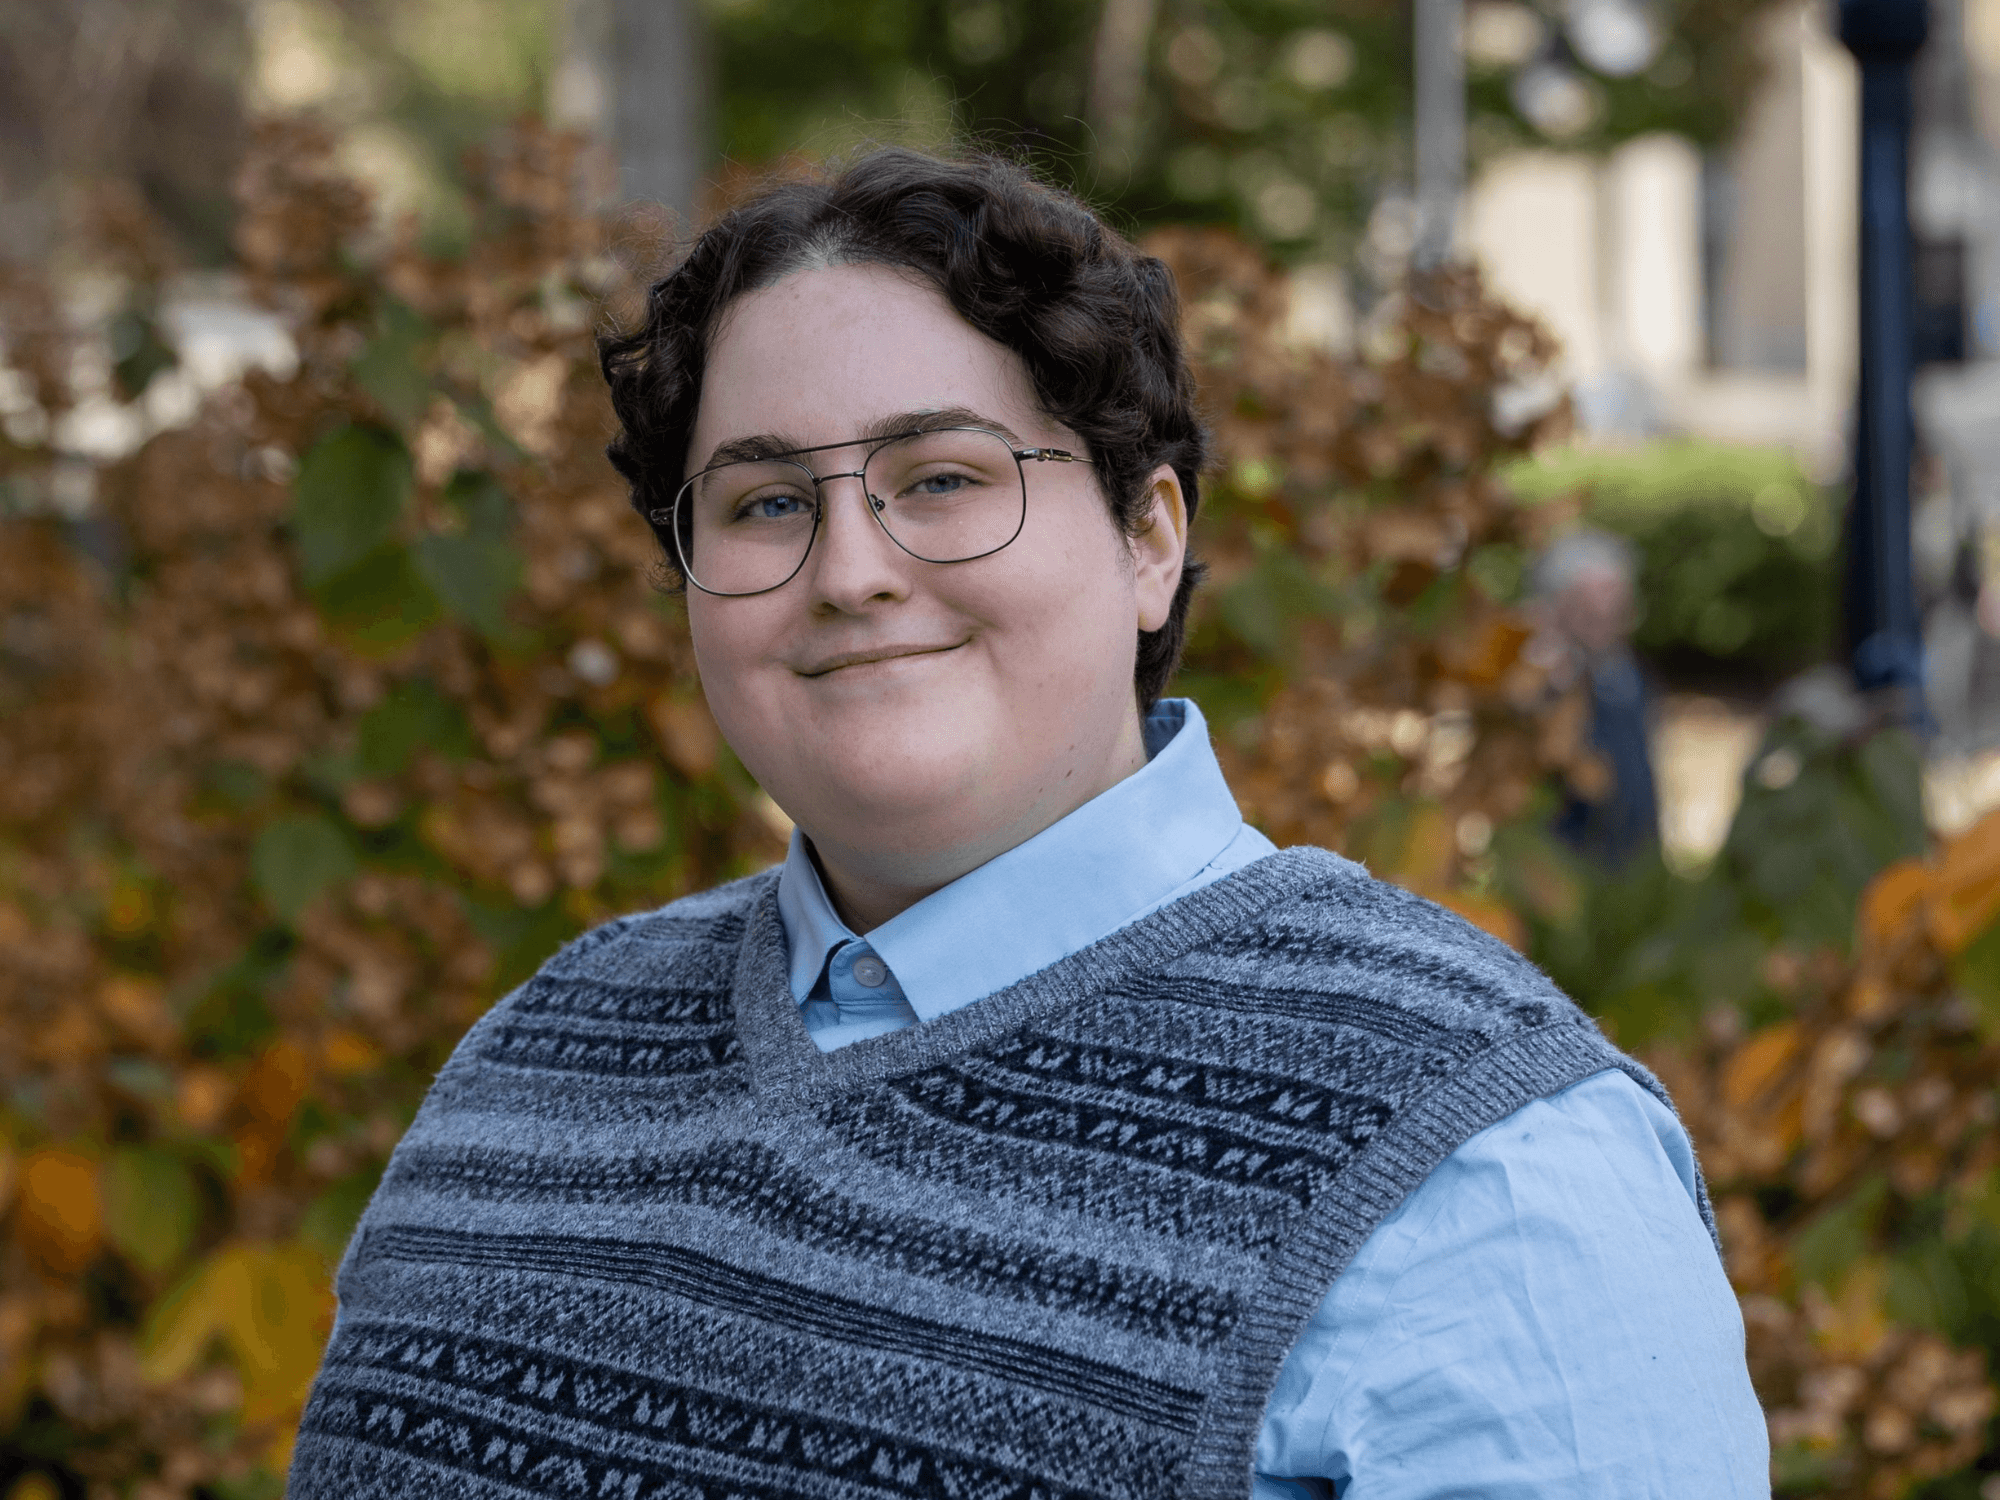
[5,2,2000,1497]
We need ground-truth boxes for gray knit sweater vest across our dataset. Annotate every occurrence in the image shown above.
[290,846,1704,1500]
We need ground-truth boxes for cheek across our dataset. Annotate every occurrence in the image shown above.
[1040,507,1138,629]
[686,599,774,742]
[976,518,1138,684]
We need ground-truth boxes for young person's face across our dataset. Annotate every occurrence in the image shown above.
[684,263,1186,916]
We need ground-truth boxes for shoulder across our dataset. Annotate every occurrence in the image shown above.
[1170,849,1693,1205]
[1202,849,1577,1036]
[1444,1070,1701,1220]
[442,867,777,1057]
[1262,1070,1762,1494]
[407,868,776,1122]
[525,867,777,989]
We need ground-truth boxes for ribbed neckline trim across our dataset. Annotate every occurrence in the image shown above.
[729,844,1361,1110]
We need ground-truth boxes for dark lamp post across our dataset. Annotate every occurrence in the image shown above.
[1839,0,1930,704]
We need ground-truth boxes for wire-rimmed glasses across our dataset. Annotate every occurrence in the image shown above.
[648,426,1091,597]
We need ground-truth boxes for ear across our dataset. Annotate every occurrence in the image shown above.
[1130,464,1188,634]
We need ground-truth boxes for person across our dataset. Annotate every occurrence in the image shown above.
[1536,529,1662,866]
[287,149,1768,1498]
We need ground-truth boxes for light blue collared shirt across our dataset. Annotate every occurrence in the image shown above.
[777,698,1769,1496]
[777,698,1275,1048]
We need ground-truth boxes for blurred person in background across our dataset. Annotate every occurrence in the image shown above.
[1536,528,1662,866]
[287,150,1765,1499]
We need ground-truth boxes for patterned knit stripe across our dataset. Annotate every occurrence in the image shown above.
[801,917,1471,1278]
[301,1385,1100,1500]
[503,885,757,1022]
[362,1224,1207,1432]
[320,1256,1195,1497]
[471,1020,741,1078]
[973,1034,1407,1140]
[821,1091,1311,1253]
[508,971,734,1025]
[1192,926,1561,1028]
[309,1320,1111,1500]
[378,1139,1242,1346]
[296,852,1668,1500]
[615,902,751,954]
[875,1066,1361,1207]
[440,890,760,1088]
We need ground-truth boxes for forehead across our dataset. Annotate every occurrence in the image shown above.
[688,263,1047,472]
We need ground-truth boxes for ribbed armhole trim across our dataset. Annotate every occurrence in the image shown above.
[1181,1021,1662,1500]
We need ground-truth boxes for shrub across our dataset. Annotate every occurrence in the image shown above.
[1507,439,1841,685]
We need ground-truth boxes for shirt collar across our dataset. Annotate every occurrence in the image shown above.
[775,697,1248,1018]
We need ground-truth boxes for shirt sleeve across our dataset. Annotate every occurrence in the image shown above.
[1252,1068,1770,1499]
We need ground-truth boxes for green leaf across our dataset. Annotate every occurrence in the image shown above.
[109,308,178,401]
[251,815,358,921]
[351,299,434,427]
[461,894,581,994]
[311,543,442,651]
[183,936,287,1059]
[1769,1440,1840,1495]
[102,1146,200,1277]
[1952,919,2000,1040]
[1220,547,1341,659]
[298,748,362,795]
[451,394,523,462]
[1883,1234,1969,1336]
[200,761,267,809]
[415,531,522,638]
[299,1166,382,1260]
[292,425,412,585]
[1791,1175,1888,1291]
[356,678,476,777]
[443,469,513,537]
[1465,543,1524,603]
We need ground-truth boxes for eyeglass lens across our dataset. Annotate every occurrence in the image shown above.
[673,428,1027,596]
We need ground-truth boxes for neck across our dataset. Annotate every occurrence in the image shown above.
[804,707,1152,931]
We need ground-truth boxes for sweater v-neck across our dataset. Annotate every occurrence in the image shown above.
[729,844,1359,1111]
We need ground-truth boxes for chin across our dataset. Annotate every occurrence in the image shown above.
[771,751,1012,869]
[788,689,1002,783]
[808,763,995,844]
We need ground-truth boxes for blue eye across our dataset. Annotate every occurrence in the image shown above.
[910,472,972,497]
[736,491,812,522]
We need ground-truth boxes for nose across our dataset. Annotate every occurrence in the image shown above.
[801,467,909,613]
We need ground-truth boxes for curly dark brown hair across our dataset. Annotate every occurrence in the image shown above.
[596,147,1210,710]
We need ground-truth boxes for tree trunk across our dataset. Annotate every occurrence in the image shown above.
[1089,0,1160,179]
[610,0,712,222]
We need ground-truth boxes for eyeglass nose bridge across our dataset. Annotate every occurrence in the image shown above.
[809,466,887,514]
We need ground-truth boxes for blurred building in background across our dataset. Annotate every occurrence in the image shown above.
[1460,0,2000,755]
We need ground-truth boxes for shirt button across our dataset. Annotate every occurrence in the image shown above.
[851,954,889,989]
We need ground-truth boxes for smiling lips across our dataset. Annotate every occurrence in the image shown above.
[796,641,968,677]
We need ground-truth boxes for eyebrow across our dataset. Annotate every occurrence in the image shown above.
[698,407,1027,470]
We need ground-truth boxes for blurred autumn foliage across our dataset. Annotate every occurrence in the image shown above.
[1148,226,1585,944]
[0,120,778,1496]
[1661,816,2000,1497]
[3,122,2000,1500]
